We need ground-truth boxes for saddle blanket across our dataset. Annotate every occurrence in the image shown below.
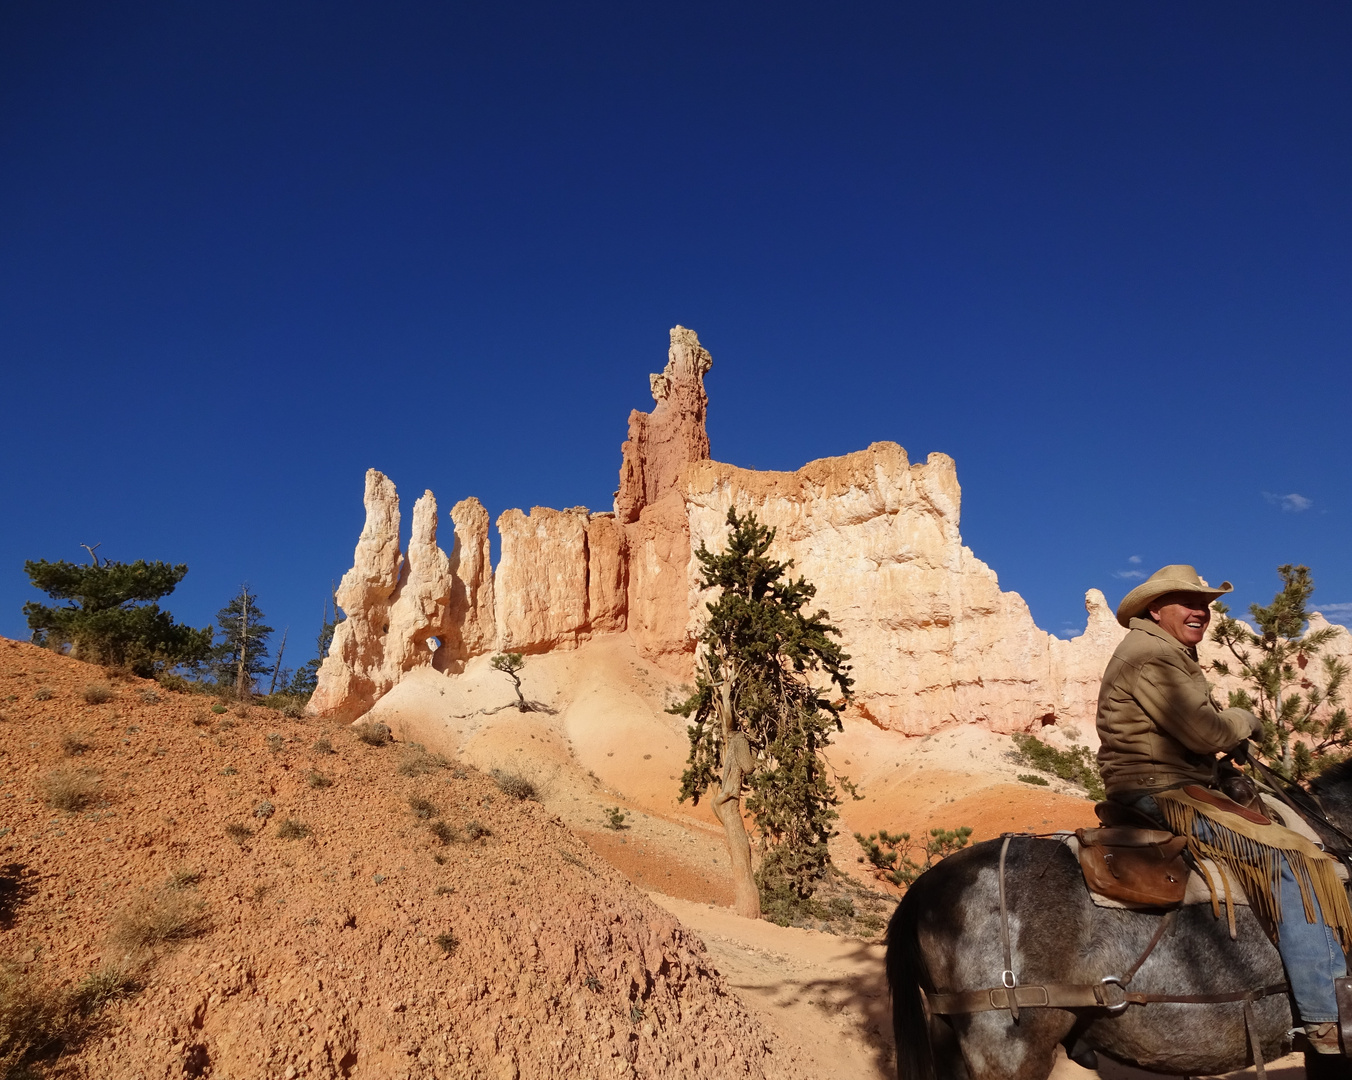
[1064,794,1345,911]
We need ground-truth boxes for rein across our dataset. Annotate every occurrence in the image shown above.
[925,833,1286,1078]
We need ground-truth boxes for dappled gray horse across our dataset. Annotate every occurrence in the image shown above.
[886,761,1352,1080]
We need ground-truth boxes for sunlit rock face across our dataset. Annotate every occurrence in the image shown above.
[313,325,1197,734]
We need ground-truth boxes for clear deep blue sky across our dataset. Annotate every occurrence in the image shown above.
[3,2,1349,667]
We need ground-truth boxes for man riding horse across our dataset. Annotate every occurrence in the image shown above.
[1098,564,1352,1056]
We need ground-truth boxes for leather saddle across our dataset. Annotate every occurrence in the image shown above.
[1075,811,1190,907]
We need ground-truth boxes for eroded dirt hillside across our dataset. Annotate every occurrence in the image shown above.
[0,638,802,1080]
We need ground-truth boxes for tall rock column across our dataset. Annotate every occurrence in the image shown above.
[617,326,714,675]
[615,325,712,523]
[383,490,456,678]
[495,507,590,653]
[309,469,403,720]
[449,496,496,657]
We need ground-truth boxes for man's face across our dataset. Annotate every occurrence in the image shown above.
[1148,592,1212,646]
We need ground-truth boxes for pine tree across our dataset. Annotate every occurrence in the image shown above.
[288,596,341,698]
[212,586,274,697]
[672,509,854,919]
[1210,564,1349,781]
[23,552,211,676]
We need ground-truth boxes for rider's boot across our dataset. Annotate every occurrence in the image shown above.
[1307,1022,1343,1056]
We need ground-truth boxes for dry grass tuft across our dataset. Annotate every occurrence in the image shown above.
[32,687,52,702]
[312,736,334,755]
[71,962,142,1015]
[306,771,332,789]
[491,769,539,802]
[352,721,390,747]
[224,823,252,845]
[397,743,449,777]
[136,688,160,704]
[464,820,491,840]
[434,931,459,955]
[167,866,201,890]
[111,891,208,949]
[0,963,87,1074]
[275,819,311,841]
[81,684,113,705]
[59,733,91,757]
[265,733,284,753]
[407,796,438,820]
[38,768,100,812]
[427,820,457,845]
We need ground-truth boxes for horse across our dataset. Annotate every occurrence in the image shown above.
[885,760,1352,1080]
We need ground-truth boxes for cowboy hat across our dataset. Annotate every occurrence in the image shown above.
[1116,565,1233,628]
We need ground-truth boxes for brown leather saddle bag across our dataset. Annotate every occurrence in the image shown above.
[1075,827,1190,907]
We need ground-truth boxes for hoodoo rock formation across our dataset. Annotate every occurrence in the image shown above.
[313,325,1148,730]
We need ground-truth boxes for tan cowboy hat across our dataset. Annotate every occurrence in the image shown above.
[1116,565,1233,628]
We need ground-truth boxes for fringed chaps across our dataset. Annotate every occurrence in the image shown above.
[1155,787,1352,952]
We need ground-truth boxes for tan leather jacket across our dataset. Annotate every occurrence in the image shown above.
[1096,618,1260,798]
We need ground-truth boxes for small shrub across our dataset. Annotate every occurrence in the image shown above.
[584,975,601,992]
[137,688,160,704]
[253,801,275,820]
[306,771,332,789]
[279,698,306,719]
[32,687,53,701]
[72,961,141,1015]
[434,931,459,955]
[408,796,438,820]
[167,866,201,889]
[428,820,457,845]
[853,826,974,889]
[491,769,538,802]
[0,963,85,1069]
[312,736,334,755]
[224,823,252,844]
[1011,733,1105,801]
[265,733,284,753]
[464,820,490,841]
[275,819,311,840]
[629,1004,644,1024]
[82,684,113,705]
[219,766,237,776]
[352,721,390,747]
[39,768,100,812]
[216,718,235,730]
[60,733,91,757]
[191,713,213,727]
[602,806,628,830]
[434,885,455,896]
[112,892,208,948]
[211,704,227,715]
[398,744,449,777]
[1017,773,1050,786]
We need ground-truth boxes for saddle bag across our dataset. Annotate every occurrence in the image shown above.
[1075,827,1190,908]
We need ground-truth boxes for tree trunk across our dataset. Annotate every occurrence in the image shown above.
[268,627,288,696]
[236,593,250,700]
[712,732,759,919]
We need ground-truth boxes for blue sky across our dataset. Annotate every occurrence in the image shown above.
[2,2,1349,668]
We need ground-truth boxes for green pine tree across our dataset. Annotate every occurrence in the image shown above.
[23,553,211,676]
[288,594,342,698]
[211,586,274,697]
[672,508,854,920]
[1210,564,1349,781]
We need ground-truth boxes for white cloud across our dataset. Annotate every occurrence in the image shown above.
[1263,491,1313,513]
[1113,569,1147,580]
[1317,603,1352,626]
[1128,555,1142,564]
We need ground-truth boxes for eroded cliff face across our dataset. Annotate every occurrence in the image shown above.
[312,325,1142,732]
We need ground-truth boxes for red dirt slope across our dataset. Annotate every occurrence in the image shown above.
[0,639,802,1080]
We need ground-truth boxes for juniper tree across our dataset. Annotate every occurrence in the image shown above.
[490,653,528,712]
[212,586,274,698]
[1210,564,1349,781]
[672,508,854,920]
[23,552,211,676]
